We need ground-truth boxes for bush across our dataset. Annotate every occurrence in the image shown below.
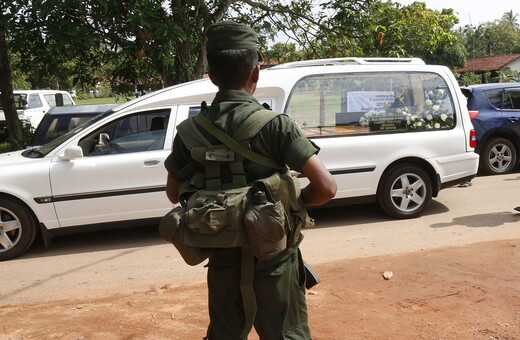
[0,123,34,153]
[0,142,10,154]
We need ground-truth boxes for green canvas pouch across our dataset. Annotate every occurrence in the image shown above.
[243,199,287,260]
[182,186,250,248]
[159,206,212,266]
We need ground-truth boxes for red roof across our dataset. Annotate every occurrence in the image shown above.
[456,54,520,73]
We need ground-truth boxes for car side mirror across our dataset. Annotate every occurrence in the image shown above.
[62,145,84,160]
[97,133,110,146]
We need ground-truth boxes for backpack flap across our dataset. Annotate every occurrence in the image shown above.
[182,186,251,248]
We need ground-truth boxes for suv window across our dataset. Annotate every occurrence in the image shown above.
[509,90,520,109]
[285,72,455,137]
[483,88,520,110]
[28,94,43,108]
[43,93,75,107]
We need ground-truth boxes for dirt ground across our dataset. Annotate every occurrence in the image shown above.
[1,238,519,340]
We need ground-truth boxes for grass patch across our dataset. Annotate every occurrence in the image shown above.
[75,96,133,105]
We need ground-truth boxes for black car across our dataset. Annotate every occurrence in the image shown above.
[28,103,119,147]
[461,83,520,175]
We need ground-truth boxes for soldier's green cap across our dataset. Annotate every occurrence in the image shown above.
[206,21,259,52]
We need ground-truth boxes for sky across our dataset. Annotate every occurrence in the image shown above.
[394,0,517,27]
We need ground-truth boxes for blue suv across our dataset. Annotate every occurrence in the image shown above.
[461,83,520,175]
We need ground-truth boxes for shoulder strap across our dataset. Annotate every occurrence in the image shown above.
[176,116,212,148]
[232,109,280,142]
[193,112,282,170]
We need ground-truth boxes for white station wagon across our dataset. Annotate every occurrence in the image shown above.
[0,57,479,260]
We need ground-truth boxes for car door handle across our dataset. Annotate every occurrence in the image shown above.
[508,117,519,122]
[144,159,161,166]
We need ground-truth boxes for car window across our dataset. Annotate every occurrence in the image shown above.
[62,95,75,106]
[285,72,456,137]
[505,89,520,110]
[28,94,43,108]
[483,89,504,109]
[483,88,520,110]
[31,114,96,146]
[78,109,170,156]
[10,94,28,109]
[43,94,74,107]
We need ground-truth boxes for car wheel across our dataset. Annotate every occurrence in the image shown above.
[0,198,38,261]
[377,165,432,219]
[480,138,517,175]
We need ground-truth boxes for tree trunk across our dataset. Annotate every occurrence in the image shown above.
[0,24,23,150]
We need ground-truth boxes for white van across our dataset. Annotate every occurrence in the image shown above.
[0,57,479,260]
[0,90,75,132]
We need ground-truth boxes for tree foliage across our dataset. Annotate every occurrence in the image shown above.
[458,10,520,58]
[309,1,465,68]
[3,0,323,92]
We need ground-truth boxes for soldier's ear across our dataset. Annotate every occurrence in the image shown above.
[208,69,220,87]
[250,65,259,84]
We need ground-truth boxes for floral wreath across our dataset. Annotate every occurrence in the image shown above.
[359,89,454,130]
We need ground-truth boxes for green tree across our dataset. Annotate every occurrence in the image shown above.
[501,10,519,27]
[459,11,520,57]
[313,1,465,68]
[1,0,321,149]
[1,2,24,150]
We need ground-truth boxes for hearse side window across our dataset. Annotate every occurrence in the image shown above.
[188,106,202,117]
[285,72,456,137]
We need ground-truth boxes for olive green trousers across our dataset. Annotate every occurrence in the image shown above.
[205,246,311,340]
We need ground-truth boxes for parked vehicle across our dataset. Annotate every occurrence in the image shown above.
[0,90,76,134]
[28,104,119,148]
[461,83,520,175]
[0,57,478,260]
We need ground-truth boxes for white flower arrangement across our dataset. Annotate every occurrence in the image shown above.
[358,89,455,130]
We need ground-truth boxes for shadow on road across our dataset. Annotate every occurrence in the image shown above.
[431,211,520,228]
[305,199,450,230]
[20,199,454,260]
[23,224,164,260]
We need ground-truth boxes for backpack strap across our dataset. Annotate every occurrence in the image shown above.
[176,116,212,148]
[232,109,280,142]
[193,111,283,170]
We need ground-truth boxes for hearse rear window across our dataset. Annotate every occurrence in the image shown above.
[285,72,455,137]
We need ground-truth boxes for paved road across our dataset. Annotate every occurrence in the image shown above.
[1,172,519,305]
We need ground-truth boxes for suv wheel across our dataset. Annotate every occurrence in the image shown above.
[480,138,517,175]
[377,165,432,219]
[0,198,37,261]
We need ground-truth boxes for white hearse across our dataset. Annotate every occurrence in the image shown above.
[0,57,479,260]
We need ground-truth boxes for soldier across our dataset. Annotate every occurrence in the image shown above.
[164,21,336,340]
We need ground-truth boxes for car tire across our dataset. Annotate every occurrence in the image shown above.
[0,198,38,261]
[377,164,432,219]
[480,138,517,175]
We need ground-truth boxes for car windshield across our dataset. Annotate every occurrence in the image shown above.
[23,110,115,158]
